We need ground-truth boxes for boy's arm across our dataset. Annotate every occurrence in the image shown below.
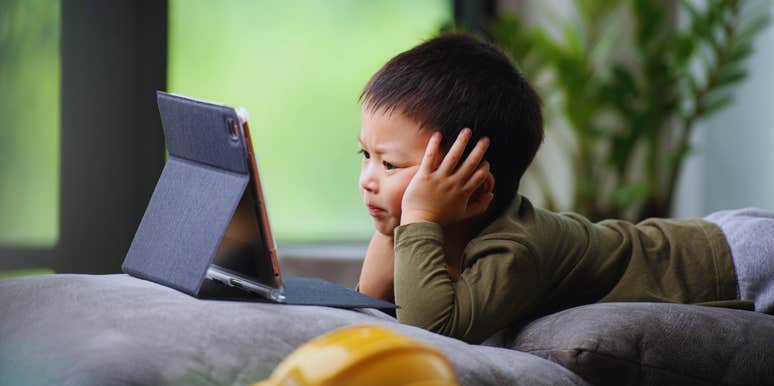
[357,231,395,301]
[395,129,538,343]
[393,222,539,343]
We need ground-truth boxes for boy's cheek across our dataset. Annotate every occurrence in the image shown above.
[372,218,399,237]
[375,225,394,237]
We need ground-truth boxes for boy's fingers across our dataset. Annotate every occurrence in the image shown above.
[463,161,491,192]
[469,192,494,217]
[438,128,472,175]
[420,132,442,173]
[457,137,490,180]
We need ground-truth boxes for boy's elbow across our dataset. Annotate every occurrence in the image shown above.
[396,303,480,343]
[397,309,453,338]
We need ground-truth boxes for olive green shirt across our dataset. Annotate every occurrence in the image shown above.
[394,195,747,344]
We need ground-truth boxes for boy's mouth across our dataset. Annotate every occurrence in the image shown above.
[366,204,386,217]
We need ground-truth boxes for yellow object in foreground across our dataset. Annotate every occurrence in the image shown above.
[254,324,460,386]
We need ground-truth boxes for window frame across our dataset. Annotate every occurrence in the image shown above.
[0,0,167,274]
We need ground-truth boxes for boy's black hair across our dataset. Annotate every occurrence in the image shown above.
[360,33,544,216]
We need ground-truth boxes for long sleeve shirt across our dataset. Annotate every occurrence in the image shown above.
[393,195,748,344]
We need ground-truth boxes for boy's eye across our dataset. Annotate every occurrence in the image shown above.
[358,149,370,159]
[383,161,397,170]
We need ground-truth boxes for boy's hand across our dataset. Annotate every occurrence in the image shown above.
[401,128,494,226]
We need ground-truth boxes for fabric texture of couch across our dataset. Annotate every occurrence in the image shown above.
[507,302,774,385]
[0,274,585,386]
[2,274,773,386]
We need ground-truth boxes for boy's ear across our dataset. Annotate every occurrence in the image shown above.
[469,171,495,216]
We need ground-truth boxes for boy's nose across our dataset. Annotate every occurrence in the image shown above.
[359,171,378,194]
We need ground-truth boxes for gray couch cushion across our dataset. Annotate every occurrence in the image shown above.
[508,302,774,386]
[0,274,586,386]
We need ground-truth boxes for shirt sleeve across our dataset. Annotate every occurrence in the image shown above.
[393,221,540,344]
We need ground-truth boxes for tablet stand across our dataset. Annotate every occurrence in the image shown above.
[122,92,250,297]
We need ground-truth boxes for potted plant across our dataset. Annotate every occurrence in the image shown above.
[487,0,769,221]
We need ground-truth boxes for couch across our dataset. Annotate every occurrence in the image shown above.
[1,274,773,386]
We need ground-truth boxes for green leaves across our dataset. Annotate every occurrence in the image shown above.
[702,93,735,117]
[612,181,652,211]
[487,0,769,221]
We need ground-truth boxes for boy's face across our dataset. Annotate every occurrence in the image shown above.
[359,107,432,236]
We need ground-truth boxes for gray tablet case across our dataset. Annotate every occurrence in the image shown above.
[122,91,395,309]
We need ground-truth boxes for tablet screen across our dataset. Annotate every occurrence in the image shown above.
[212,178,279,289]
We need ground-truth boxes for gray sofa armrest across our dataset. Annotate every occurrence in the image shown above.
[508,302,774,386]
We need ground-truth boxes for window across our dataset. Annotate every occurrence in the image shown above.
[168,1,451,242]
[0,0,60,247]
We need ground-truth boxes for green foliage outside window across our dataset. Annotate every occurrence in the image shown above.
[0,0,60,246]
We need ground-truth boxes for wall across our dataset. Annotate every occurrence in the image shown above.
[699,16,774,214]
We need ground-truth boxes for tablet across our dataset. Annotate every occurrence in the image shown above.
[122,91,395,309]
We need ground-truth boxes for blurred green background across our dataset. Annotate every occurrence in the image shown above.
[167,0,450,242]
[3,0,770,275]
[0,0,450,248]
[0,0,60,247]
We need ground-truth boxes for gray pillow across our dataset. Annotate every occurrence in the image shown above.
[507,302,774,386]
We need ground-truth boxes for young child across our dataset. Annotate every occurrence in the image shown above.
[355,33,774,344]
